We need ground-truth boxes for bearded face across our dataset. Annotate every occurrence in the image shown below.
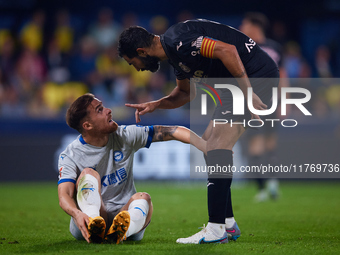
[138,55,160,73]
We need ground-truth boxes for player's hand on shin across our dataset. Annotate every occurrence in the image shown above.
[74,210,91,243]
[125,101,159,123]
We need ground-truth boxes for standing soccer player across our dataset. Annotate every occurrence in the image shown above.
[240,12,287,201]
[58,93,206,244]
[118,19,279,244]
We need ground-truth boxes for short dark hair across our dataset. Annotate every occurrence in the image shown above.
[244,12,269,33]
[66,93,95,133]
[118,26,155,58]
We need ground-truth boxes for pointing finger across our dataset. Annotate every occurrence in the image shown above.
[125,103,141,109]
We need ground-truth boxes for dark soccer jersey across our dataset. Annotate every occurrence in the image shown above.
[160,19,278,80]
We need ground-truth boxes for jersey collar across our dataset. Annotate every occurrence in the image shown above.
[79,135,87,145]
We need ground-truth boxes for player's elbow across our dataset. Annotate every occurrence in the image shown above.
[179,88,191,103]
[225,44,238,56]
[179,90,193,106]
[173,126,190,144]
[58,199,64,210]
[58,195,67,211]
[185,95,191,104]
[217,43,238,59]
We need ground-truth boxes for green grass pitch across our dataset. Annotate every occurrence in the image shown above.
[0,181,339,255]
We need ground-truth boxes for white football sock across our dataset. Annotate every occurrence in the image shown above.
[77,174,101,218]
[225,217,236,228]
[126,199,149,238]
[207,222,225,237]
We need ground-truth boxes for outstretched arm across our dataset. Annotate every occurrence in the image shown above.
[152,125,206,154]
[126,79,196,123]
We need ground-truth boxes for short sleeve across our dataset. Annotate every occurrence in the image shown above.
[172,33,218,62]
[121,125,154,151]
[169,33,205,80]
[174,68,187,80]
[174,32,205,62]
[168,33,217,80]
[58,153,77,185]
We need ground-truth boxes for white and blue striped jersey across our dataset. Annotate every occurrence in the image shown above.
[58,125,154,214]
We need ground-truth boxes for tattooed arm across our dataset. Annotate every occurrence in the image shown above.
[152,125,206,154]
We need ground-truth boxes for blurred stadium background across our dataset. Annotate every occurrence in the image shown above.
[0,0,339,182]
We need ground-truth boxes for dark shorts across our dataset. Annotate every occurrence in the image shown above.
[212,70,280,125]
[246,107,280,137]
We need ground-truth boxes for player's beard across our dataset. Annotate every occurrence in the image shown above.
[139,55,160,73]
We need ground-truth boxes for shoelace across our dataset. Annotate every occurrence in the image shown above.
[188,224,209,238]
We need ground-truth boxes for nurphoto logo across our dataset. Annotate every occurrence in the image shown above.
[199,83,312,128]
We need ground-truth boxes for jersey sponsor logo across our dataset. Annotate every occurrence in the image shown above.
[245,38,256,53]
[191,36,203,49]
[176,41,183,51]
[191,50,200,56]
[221,110,231,115]
[179,62,191,73]
[114,150,123,162]
[194,70,204,78]
[192,70,208,83]
[101,167,127,187]
[60,154,66,160]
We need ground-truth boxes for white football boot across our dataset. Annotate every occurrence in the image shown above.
[176,224,228,244]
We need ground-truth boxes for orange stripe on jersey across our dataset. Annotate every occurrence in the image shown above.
[201,37,217,58]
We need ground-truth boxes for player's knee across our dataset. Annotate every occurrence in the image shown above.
[76,168,100,187]
[202,132,209,141]
[81,168,100,179]
[141,192,151,202]
[207,136,229,149]
[132,192,151,203]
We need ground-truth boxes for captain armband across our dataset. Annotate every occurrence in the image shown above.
[200,37,218,58]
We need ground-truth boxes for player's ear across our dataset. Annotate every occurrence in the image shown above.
[82,120,93,131]
[136,48,147,57]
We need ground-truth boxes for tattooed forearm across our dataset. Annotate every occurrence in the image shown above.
[152,126,178,142]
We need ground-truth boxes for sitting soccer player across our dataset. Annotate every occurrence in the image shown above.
[58,93,206,243]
